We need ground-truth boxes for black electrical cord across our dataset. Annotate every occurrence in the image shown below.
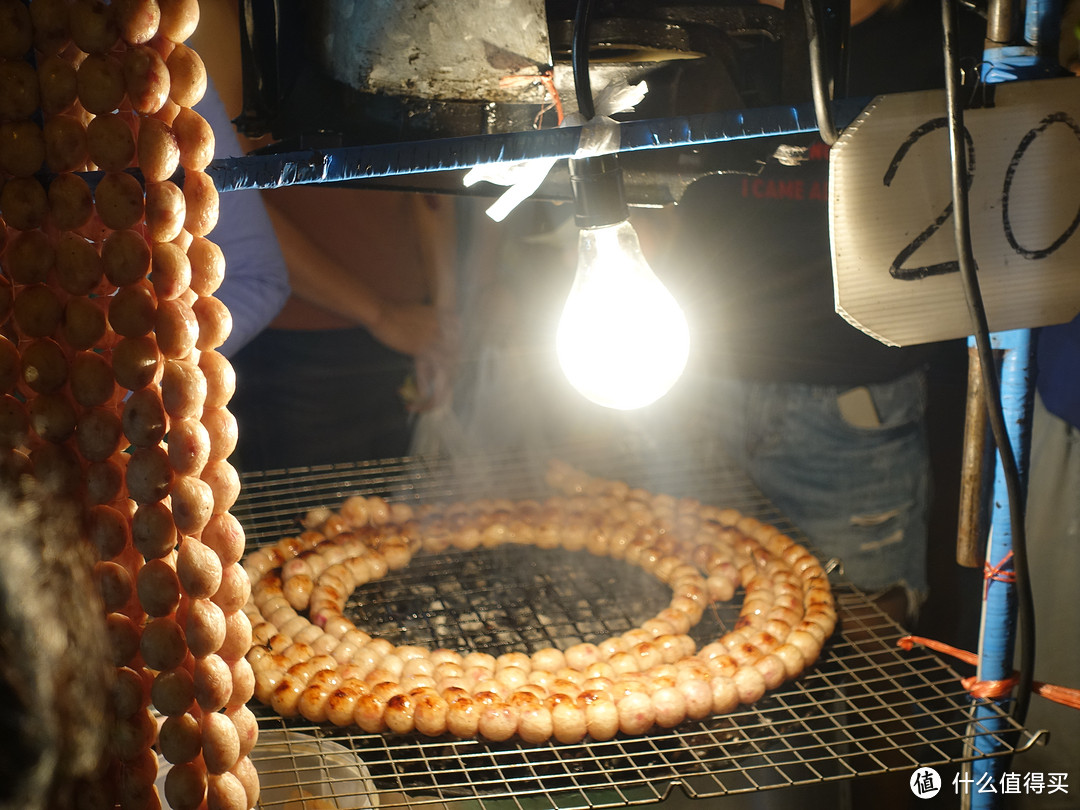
[940,0,1035,727]
[571,0,596,120]
[832,0,850,99]
[567,0,628,228]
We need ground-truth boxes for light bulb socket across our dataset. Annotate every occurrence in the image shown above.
[569,153,628,229]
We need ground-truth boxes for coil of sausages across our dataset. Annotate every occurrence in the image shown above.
[1,1,257,808]
[243,461,837,745]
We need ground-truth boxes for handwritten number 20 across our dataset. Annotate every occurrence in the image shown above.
[882,112,1080,280]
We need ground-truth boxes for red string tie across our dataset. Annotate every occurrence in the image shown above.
[898,635,1080,709]
[983,550,1016,599]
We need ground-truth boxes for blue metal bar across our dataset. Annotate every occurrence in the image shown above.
[202,98,870,193]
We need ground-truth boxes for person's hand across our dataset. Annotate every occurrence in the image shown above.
[406,347,455,413]
[368,300,446,358]
[372,300,459,412]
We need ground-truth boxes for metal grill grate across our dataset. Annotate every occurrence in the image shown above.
[235,442,1032,809]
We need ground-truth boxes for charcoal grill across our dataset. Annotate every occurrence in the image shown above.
[234,441,1034,809]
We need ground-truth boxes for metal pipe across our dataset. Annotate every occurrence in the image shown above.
[985,0,1019,45]
[957,346,993,569]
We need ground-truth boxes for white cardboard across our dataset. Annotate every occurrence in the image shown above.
[830,77,1080,346]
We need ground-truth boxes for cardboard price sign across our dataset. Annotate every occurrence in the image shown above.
[830,77,1080,346]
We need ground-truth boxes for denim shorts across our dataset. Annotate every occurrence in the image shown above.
[642,368,931,601]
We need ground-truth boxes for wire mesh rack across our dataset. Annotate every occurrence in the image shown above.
[234,442,1034,810]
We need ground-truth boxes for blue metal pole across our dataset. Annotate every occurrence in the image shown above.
[969,330,1034,807]
[968,1,1059,805]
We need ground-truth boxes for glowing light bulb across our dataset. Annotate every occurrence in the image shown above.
[557,219,690,410]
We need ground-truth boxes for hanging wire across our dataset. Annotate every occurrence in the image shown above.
[940,0,1035,727]
[803,0,842,145]
[572,0,596,120]
[832,0,851,98]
